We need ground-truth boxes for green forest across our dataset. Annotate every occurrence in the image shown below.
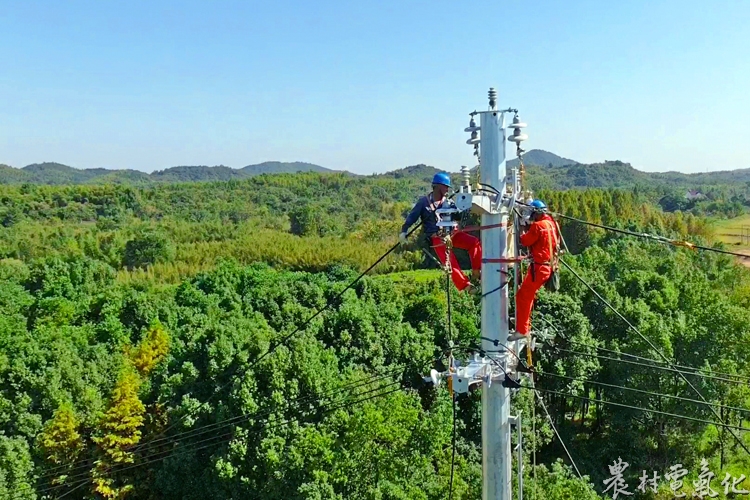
[2,168,750,500]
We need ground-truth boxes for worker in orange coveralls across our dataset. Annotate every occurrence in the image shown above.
[507,199,560,342]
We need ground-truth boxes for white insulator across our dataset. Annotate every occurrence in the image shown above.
[508,131,528,143]
[461,165,471,185]
[509,115,527,128]
[466,130,480,145]
[428,369,441,387]
[488,87,497,109]
[464,117,480,132]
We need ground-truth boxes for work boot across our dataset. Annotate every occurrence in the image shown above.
[471,269,481,283]
[465,283,480,295]
[507,331,527,342]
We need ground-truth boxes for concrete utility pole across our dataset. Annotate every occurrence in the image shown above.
[425,87,527,500]
[478,88,513,500]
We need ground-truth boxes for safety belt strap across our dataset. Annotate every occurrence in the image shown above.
[533,219,559,266]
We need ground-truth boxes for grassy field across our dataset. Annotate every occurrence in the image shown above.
[711,213,750,251]
[711,214,750,268]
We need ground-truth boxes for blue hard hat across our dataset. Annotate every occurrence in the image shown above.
[432,172,451,187]
[530,199,547,210]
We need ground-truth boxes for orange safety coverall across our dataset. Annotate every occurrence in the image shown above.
[431,232,482,291]
[515,214,559,335]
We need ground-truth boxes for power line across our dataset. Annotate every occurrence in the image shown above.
[526,385,750,433]
[47,381,405,499]
[535,311,750,385]
[536,305,749,389]
[532,376,537,500]
[38,378,402,498]
[35,366,405,485]
[597,347,750,384]
[445,260,457,500]
[124,222,422,459]
[534,389,583,480]
[547,345,749,387]
[552,212,750,260]
[32,353,441,500]
[448,391,457,500]
[35,226,428,499]
[560,258,750,456]
[542,372,750,416]
[535,312,750,386]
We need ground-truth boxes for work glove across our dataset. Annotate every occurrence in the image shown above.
[398,232,407,245]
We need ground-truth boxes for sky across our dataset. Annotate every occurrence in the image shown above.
[1,0,749,175]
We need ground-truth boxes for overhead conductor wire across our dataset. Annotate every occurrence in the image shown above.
[44,350,452,500]
[35,226,426,499]
[526,385,750,433]
[533,311,750,387]
[53,380,405,499]
[534,389,583,479]
[35,374,400,498]
[445,240,457,500]
[559,257,750,455]
[125,221,423,454]
[553,212,750,259]
[34,367,405,487]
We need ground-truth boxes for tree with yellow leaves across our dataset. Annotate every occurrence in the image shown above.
[37,402,83,485]
[90,324,170,498]
[130,323,170,377]
[91,367,144,498]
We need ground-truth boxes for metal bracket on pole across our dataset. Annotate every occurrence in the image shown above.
[454,191,499,215]
[423,351,512,395]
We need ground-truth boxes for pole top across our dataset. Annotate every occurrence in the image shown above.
[488,88,497,110]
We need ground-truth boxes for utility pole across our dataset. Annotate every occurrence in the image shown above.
[428,88,528,500]
[479,87,512,500]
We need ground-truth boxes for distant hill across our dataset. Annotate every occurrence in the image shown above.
[374,164,441,183]
[3,150,750,191]
[150,165,246,183]
[150,162,339,182]
[0,164,31,184]
[1,162,154,185]
[241,161,337,176]
[508,149,578,168]
[22,162,104,184]
[525,160,750,191]
[0,161,339,185]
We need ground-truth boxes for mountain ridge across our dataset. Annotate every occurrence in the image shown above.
[3,150,750,189]
[2,161,341,185]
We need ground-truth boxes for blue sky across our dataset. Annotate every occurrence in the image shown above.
[1,0,748,174]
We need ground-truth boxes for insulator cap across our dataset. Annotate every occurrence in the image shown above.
[508,133,528,143]
[465,117,480,132]
[488,88,497,109]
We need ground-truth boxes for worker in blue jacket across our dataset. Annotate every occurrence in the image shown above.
[400,173,482,292]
